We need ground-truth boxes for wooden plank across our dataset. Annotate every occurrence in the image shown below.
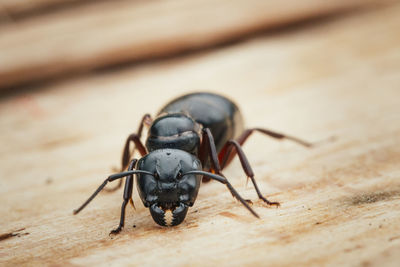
[1,3,400,266]
[0,0,91,19]
[0,0,390,90]
[0,0,115,19]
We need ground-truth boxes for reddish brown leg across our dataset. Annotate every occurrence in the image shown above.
[105,114,152,192]
[219,127,312,169]
[199,128,258,211]
[199,129,221,172]
[201,129,278,206]
[220,140,280,206]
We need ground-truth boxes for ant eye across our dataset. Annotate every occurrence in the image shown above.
[154,172,159,179]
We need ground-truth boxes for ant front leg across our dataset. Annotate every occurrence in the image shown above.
[200,129,254,205]
[73,160,154,235]
[220,140,280,207]
[105,114,152,192]
[110,159,137,235]
[184,170,259,218]
[199,128,222,174]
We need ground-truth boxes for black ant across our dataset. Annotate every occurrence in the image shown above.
[74,92,312,234]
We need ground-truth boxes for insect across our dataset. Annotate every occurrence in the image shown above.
[73,92,312,234]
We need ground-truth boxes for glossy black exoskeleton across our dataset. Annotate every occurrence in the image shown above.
[74,92,312,234]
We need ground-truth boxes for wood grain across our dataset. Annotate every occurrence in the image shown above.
[0,0,102,19]
[1,2,400,266]
[0,0,390,90]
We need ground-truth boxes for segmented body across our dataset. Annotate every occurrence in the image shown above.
[159,92,244,153]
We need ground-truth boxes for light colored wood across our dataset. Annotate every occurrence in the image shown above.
[0,0,83,17]
[0,0,112,18]
[1,3,400,266]
[0,0,390,89]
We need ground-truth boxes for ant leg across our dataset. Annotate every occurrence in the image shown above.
[199,128,222,174]
[105,114,151,192]
[123,113,152,170]
[110,159,136,235]
[201,129,265,205]
[220,140,280,207]
[200,128,250,204]
[184,170,259,218]
[219,128,312,168]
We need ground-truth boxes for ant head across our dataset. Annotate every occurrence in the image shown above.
[136,149,202,226]
[145,113,202,155]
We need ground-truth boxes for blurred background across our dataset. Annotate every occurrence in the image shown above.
[0,0,395,91]
[1,0,400,266]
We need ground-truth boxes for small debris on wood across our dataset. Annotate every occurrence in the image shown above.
[45,177,53,185]
[0,228,29,242]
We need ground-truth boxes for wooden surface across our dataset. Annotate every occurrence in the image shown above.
[1,2,400,267]
[0,0,390,90]
[0,0,98,18]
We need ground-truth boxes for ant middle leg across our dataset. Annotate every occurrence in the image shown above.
[105,114,151,192]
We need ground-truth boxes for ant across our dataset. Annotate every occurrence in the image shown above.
[74,92,312,234]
